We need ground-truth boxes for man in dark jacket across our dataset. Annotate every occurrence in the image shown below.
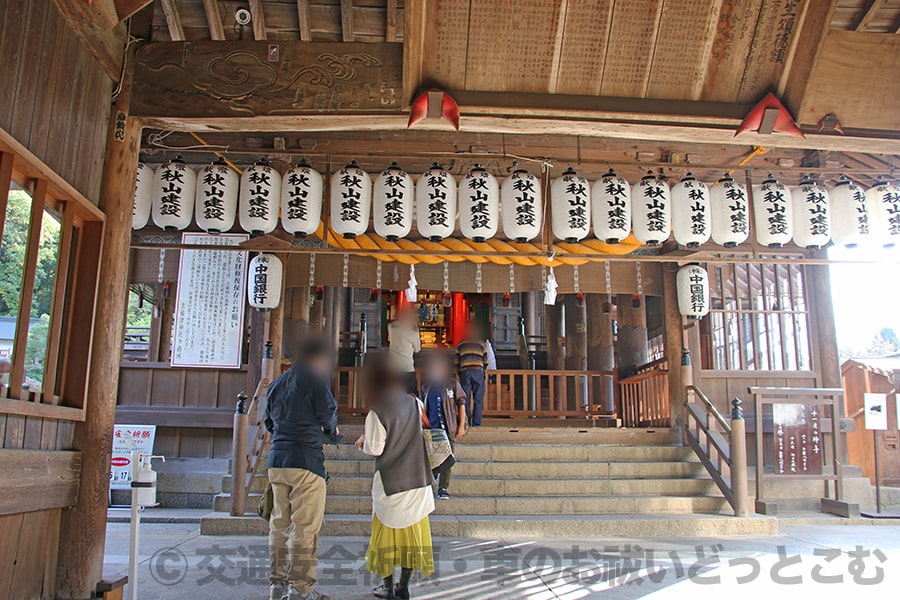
[266,338,340,600]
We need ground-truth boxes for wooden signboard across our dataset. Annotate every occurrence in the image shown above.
[773,402,824,475]
[171,233,249,369]
[131,41,403,118]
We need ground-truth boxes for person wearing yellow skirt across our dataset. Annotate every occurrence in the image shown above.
[355,360,435,599]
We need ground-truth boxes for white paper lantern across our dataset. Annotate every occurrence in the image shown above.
[830,175,872,247]
[373,162,413,241]
[132,162,153,230]
[330,160,372,239]
[670,172,710,248]
[591,168,631,244]
[710,173,749,248]
[247,253,283,311]
[752,174,793,248]
[239,159,281,236]
[501,166,542,242]
[195,158,238,233]
[866,176,900,247]
[790,175,831,249]
[458,164,499,242]
[632,170,671,246]
[676,264,710,320]
[152,156,196,231]
[550,167,591,243]
[416,162,457,242]
[281,160,323,237]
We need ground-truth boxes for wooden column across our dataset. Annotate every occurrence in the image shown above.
[546,300,565,412]
[564,295,587,371]
[156,281,176,362]
[245,309,267,392]
[56,63,141,599]
[587,294,615,372]
[616,294,649,376]
[309,289,324,336]
[662,266,686,434]
[522,291,540,350]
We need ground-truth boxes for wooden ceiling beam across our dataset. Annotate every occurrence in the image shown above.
[202,0,226,40]
[51,0,128,79]
[248,0,267,40]
[852,0,886,31]
[297,0,312,41]
[341,0,355,42]
[113,0,156,22]
[402,0,430,107]
[160,0,185,41]
[386,0,399,42]
[780,0,838,115]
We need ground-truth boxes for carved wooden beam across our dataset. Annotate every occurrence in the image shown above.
[403,0,431,107]
[779,0,837,117]
[160,0,185,41]
[54,0,119,34]
[53,0,128,79]
[249,0,268,40]
[203,0,226,40]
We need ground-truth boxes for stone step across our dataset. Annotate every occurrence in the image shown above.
[200,512,778,538]
[226,459,709,492]
[317,443,695,463]
[223,474,719,498]
[215,492,729,515]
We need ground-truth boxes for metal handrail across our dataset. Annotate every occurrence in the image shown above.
[686,384,731,433]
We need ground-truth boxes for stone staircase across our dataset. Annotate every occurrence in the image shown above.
[200,427,778,537]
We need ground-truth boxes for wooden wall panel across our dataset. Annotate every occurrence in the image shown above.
[552,0,614,95]
[735,0,802,102]
[423,0,470,89]
[505,0,563,93]
[0,450,81,516]
[0,0,112,205]
[600,0,665,97]
[700,0,765,101]
[0,508,61,600]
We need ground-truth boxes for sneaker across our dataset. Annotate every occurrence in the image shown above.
[283,588,331,600]
[437,487,450,500]
[270,583,287,600]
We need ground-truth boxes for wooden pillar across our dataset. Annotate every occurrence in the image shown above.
[616,294,649,376]
[156,281,176,362]
[587,294,615,372]
[546,300,565,412]
[807,259,846,464]
[309,288,324,336]
[245,309,267,392]
[56,60,141,599]
[663,265,686,434]
[564,295,587,371]
[522,291,540,349]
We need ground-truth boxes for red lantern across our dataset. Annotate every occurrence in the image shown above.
[442,292,453,307]
[575,292,585,308]
[369,288,379,303]
[502,293,511,308]
[315,285,325,301]
[631,294,641,308]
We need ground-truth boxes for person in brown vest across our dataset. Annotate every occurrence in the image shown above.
[354,355,435,599]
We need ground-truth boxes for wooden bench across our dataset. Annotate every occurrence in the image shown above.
[95,576,127,600]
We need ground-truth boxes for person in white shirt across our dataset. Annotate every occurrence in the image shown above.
[355,357,434,599]
[387,308,421,394]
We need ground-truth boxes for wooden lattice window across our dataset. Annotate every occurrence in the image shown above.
[703,262,812,372]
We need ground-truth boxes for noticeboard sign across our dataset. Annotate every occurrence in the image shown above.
[110,425,156,490]
[772,403,823,475]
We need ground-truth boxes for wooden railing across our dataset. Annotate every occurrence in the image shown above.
[683,384,749,516]
[332,367,616,419]
[619,358,670,427]
[230,352,274,516]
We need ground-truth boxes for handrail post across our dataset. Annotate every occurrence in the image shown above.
[682,349,693,444]
[730,398,749,517]
[231,391,249,516]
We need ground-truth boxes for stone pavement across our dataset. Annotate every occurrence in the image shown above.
[102,520,900,599]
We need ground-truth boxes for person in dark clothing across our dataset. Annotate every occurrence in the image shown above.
[455,321,488,427]
[265,338,340,600]
[420,354,467,499]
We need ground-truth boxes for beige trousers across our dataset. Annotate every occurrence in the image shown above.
[268,467,327,593]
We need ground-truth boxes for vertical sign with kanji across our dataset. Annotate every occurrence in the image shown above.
[172,233,249,368]
[110,425,156,489]
[772,403,823,475]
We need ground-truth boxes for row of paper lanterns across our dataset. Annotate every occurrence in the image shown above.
[133,157,900,249]
[247,251,715,321]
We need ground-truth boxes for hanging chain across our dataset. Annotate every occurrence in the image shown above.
[636,262,643,296]
[573,264,580,294]
[442,261,450,294]
[375,259,382,290]
[509,263,515,294]
[308,253,316,306]
[342,253,349,288]
[475,263,483,293]
[604,261,612,299]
